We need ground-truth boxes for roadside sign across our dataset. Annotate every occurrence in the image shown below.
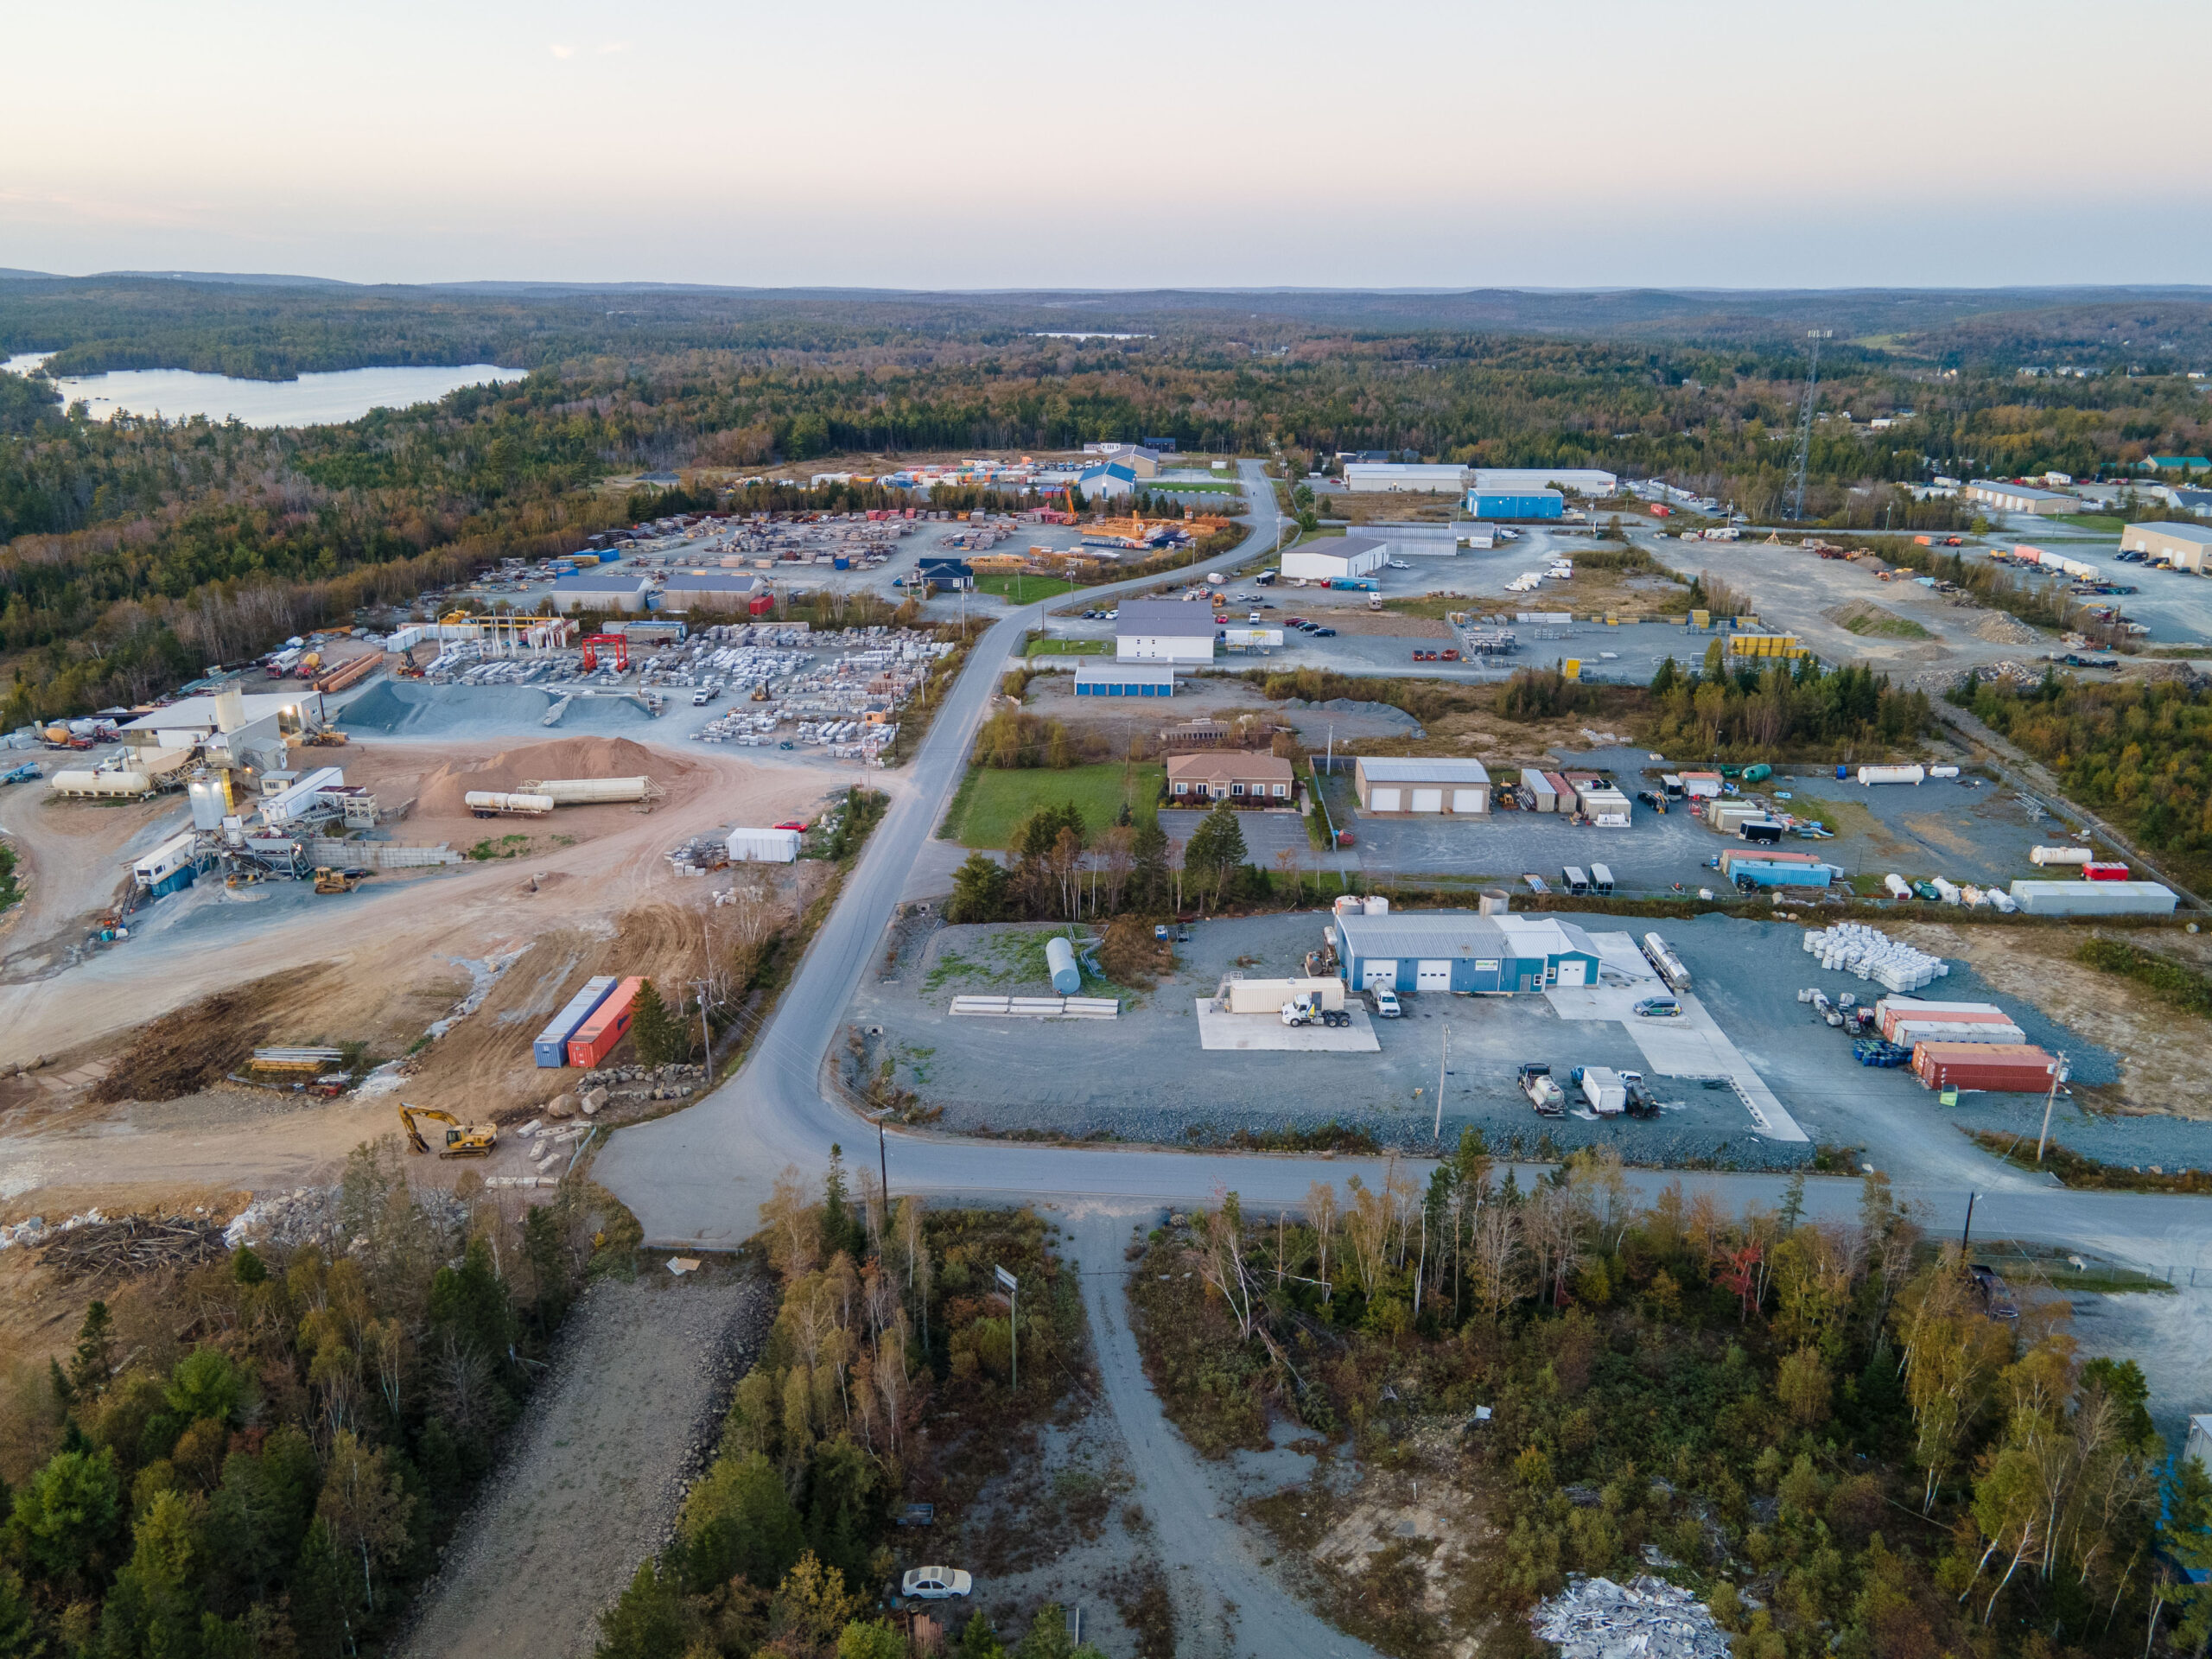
[995,1265,1018,1293]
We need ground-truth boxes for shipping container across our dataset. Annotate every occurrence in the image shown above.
[2008,880,2177,917]
[2082,862,2131,881]
[1913,1042,2061,1094]
[1738,818,1784,843]
[726,826,801,863]
[1877,1001,2011,1043]
[567,976,643,1068]
[1719,847,1818,874]
[1730,859,1834,888]
[534,975,617,1068]
[1889,1019,2027,1047]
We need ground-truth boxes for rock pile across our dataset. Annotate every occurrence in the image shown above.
[1531,1575,1732,1659]
[577,1062,706,1108]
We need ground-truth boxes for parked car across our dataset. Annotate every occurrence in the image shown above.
[1633,996,1681,1019]
[1249,611,1262,623]
[1312,626,1337,637]
[692,690,713,706]
[902,1567,973,1601]
[1370,988,1402,1018]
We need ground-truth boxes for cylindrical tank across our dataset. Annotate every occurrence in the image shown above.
[1365,896,1389,915]
[2030,846,2091,867]
[464,791,555,817]
[49,769,155,799]
[1858,765,1926,786]
[1046,936,1081,995]
[1931,878,1961,904]
[1884,874,1912,899]
[519,777,651,804]
[1928,765,1961,779]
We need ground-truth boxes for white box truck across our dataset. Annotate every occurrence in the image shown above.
[1573,1065,1627,1115]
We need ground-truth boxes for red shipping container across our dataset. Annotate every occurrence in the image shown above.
[1913,1042,2059,1094]
[2083,862,2130,881]
[748,593,776,617]
[1878,1004,2014,1044]
[568,976,644,1069]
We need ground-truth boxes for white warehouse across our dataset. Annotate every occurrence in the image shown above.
[1281,536,1388,582]
[1115,599,1217,664]
[1344,463,1465,493]
[1469,467,1618,496]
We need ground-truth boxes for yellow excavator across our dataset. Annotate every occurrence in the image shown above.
[398,1104,498,1159]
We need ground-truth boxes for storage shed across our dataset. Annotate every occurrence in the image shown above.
[1281,537,1389,582]
[1329,909,1600,994]
[2007,880,2177,916]
[1352,756,1491,816]
[1074,661,1177,697]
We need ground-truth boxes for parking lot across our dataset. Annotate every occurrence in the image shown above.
[851,906,2207,1180]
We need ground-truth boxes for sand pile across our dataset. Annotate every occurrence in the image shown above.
[416,737,697,820]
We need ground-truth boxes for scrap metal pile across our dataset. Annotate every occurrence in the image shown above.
[1531,1575,1733,1659]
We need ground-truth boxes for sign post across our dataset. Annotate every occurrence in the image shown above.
[995,1265,1019,1392]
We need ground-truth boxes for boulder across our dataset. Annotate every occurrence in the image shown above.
[546,1093,578,1119]
[582,1086,610,1116]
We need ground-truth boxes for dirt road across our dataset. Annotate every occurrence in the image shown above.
[394,1266,776,1659]
[1065,1204,1381,1659]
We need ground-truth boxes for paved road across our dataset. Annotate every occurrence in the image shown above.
[595,462,2207,1281]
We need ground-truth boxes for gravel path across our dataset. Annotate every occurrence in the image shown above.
[394,1267,775,1659]
[1066,1205,1382,1659]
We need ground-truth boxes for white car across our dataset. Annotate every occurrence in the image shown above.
[902,1567,973,1600]
[1370,988,1402,1019]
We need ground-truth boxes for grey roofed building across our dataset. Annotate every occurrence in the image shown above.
[1115,599,1218,639]
[550,569,654,612]
[1328,909,1602,994]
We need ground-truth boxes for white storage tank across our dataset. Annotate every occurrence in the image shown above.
[521,776,652,804]
[50,769,156,800]
[725,826,801,863]
[1884,874,1912,899]
[1364,896,1390,915]
[1931,877,1961,905]
[1928,765,1961,779]
[1858,765,1926,786]
[2030,846,2092,867]
[465,791,555,818]
[1046,936,1082,995]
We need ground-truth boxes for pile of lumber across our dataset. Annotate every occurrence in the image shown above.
[38,1215,230,1281]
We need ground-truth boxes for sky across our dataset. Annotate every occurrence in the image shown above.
[10,0,2209,290]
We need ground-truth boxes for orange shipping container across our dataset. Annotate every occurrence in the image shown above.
[1911,1042,2058,1093]
[568,976,644,1068]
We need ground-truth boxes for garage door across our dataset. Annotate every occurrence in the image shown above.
[1362,961,1398,989]
[1554,959,1588,988]
[1369,787,1401,811]
[1415,960,1452,991]
[1452,789,1485,813]
[1411,788,1443,813]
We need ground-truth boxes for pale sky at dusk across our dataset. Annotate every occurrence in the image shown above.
[9,0,2205,289]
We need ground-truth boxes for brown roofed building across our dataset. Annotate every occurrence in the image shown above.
[1166,751,1296,805]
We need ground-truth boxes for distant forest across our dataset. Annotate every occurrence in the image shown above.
[3,274,2212,724]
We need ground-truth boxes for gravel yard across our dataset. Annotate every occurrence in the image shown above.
[852,915,1815,1168]
[394,1264,776,1659]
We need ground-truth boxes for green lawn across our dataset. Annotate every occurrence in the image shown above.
[1023,638,1110,658]
[976,573,1081,601]
[946,761,1163,849]
[2053,513,2126,532]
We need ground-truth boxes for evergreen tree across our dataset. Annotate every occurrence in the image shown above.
[67,1300,115,1401]
[1182,803,1248,910]
[947,853,1010,923]
[1129,818,1169,912]
[630,979,684,1067]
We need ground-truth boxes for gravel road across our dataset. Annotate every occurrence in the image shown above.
[394,1267,775,1659]
[1065,1204,1382,1659]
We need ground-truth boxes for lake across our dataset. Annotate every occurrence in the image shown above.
[0,353,528,429]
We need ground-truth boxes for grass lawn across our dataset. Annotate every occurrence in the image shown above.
[976,573,1081,601]
[944,760,1163,848]
[1023,637,1110,658]
[2052,513,2126,532]
[1838,609,1932,639]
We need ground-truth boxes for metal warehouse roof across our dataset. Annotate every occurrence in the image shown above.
[660,571,763,591]
[1334,910,1602,963]
[1074,660,1174,683]
[552,571,653,591]
[2126,520,2212,543]
[1355,757,1491,784]
[1116,599,1218,638]
[1968,479,2069,501]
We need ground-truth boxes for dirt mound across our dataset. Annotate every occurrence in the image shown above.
[92,967,334,1103]
[416,736,698,820]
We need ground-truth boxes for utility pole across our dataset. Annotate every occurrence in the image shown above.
[1960,1191,1976,1249]
[878,1112,890,1210]
[1788,330,1833,523]
[995,1265,1019,1391]
[2034,1052,2070,1164]
[1433,1022,1450,1145]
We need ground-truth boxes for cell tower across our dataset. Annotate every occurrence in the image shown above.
[1787,329,1833,522]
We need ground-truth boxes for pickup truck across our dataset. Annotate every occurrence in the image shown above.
[1518,1063,1566,1116]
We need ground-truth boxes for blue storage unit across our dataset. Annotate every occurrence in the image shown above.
[1467,489,1564,519]
[1730,860,1834,888]
[534,975,619,1067]
[1074,662,1176,697]
[147,866,197,899]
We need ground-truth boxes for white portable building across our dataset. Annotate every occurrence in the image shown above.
[727,827,801,863]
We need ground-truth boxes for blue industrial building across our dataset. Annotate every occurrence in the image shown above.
[1329,910,1602,994]
[1467,488,1565,520]
[1073,661,1176,697]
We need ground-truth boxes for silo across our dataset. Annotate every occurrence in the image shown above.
[1046,937,1082,995]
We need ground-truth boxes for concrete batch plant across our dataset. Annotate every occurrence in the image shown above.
[1328,906,1604,994]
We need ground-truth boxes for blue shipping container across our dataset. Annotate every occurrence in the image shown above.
[1732,861,1834,888]
[1468,490,1565,520]
[534,975,619,1067]
[148,867,197,899]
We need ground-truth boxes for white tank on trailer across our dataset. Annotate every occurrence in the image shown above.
[1857,765,1926,786]
[2030,846,2091,867]
[1884,874,1912,899]
[50,769,156,799]
[520,776,653,804]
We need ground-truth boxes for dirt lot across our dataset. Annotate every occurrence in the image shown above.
[1889,920,2212,1122]
[394,1262,778,1659]
[1,734,843,1219]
